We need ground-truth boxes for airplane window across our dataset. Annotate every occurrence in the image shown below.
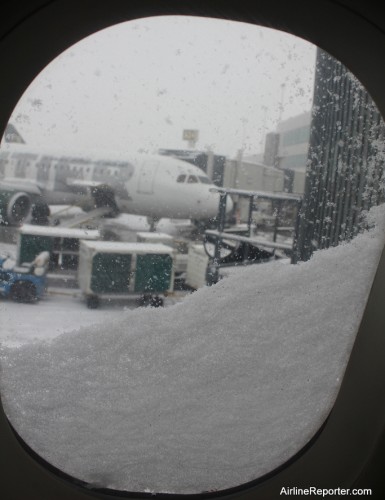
[1,13,385,497]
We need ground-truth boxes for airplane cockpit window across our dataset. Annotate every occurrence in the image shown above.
[1,13,385,497]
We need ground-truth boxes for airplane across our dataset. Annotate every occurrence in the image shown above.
[0,139,233,227]
[1,2,385,500]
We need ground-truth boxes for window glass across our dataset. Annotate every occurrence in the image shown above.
[0,14,384,496]
[281,125,310,147]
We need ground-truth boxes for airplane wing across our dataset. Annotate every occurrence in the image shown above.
[0,178,42,196]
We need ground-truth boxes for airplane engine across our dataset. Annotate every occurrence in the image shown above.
[0,189,32,225]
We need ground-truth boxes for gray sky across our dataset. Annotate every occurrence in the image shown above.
[9,15,316,158]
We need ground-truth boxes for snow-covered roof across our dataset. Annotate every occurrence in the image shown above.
[136,232,173,241]
[80,240,174,254]
[19,224,100,239]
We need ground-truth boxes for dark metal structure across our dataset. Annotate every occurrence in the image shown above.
[204,187,302,284]
[296,49,385,262]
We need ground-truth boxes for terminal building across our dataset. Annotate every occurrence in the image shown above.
[220,112,311,222]
[222,111,311,198]
[275,111,311,194]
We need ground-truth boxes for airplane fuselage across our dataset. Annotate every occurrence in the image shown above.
[0,144,230,223]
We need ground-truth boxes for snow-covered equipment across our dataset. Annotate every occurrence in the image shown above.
[185,244,209,290]
[136,231,189,278]
[17,224,100,271]
[78,240,175,308]
[0,250,49,303]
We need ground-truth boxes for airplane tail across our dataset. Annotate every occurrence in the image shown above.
[3,123,26,144]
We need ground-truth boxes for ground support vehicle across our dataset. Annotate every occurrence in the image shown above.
[0,251,49,303]
[78,240,175,308]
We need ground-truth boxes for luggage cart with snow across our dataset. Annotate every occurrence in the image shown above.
[77,240,175,308]
[205,187,302,285]
[17,224,100,272]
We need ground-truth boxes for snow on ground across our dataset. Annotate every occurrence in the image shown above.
[0,293,135,348]
[1,206,385,494]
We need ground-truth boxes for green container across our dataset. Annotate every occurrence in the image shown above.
[78,240,174,298]
[135,253,173,293]
[18,233,53,265]
[17,224,100,269]
[91,253,132,293]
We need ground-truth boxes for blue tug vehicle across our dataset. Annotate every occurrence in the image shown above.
[0,251,49,303]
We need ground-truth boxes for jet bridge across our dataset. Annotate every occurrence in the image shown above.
[204,187,302,285]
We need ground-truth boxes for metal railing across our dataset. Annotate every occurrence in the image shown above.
[205,187,302,284]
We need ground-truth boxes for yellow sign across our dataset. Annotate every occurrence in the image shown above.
[183,129,199,141]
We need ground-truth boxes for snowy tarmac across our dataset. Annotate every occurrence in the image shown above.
[0,270,188,348]
[1,291,132,347]
[0,214,191,348]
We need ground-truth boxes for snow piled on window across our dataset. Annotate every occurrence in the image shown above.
[1,205,385,494]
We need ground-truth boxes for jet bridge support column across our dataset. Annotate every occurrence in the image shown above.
[291,197,303,264]
[207,192,228,286]
[243,194,255,263]
[273,199,283,243]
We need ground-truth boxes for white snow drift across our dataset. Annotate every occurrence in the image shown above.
[1,206,384,494]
